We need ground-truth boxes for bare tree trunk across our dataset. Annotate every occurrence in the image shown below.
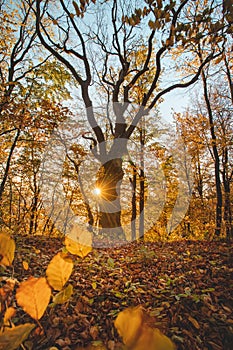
[66,154,95,231]
[201,70,222,237]
[139,121,145,239]
[222,148,233,240]
[0,128,20,202]
[129,161,137,241]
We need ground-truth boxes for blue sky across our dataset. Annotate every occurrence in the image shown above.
[159,87,191,123]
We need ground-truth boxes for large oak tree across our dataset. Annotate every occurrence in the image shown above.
[33,0,230,241]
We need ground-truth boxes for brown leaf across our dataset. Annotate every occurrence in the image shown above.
[188,315,200,329]
[90,325,99,340]
[0,323,35,350]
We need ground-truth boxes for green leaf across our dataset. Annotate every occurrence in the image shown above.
[201,288,215,293]
[107,257,115,268]
[53,284,73,304]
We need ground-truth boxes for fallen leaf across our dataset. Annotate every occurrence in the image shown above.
[65,236,92,258]
[188,315,200,329]
[46,252,73,291]
[0,323,35,350]
[0,233,15,266]
[53,284,73,304]
[114,305,176,350]
[16,277,51,320]
[90,325,99,340]
[3,307,16,325]
[22,261,29,271]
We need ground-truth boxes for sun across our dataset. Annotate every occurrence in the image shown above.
[93,187,101,196]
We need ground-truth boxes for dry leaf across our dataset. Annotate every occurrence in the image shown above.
[90,325,99,340]
[114,305,176,350]
[3,307,16,325]
[46,252,73,291]
[0,233,15,266]
[188,315,200,329]
[65,236,92,258]
[0,323,35,350]
[16,277,51,320]
[22,261,29,271]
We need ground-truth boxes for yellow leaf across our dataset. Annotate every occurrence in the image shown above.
[92,282,97,290]
[0,233,15,266]
[65,236,92,258]
[46,252,73,291]
[16,277,51,320]
[22,261,29,271]
[53,284,73,304]
[0,323,35,350]
[114,306,176,350]
[3,307,16,325]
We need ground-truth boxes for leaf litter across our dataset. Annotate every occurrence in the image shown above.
[0,235,232,349]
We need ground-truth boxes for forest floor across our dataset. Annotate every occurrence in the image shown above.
[1,235,233,350]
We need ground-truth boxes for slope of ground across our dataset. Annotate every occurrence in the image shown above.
[1,235,232,350]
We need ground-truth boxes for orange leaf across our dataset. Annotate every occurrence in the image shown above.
[114,306,176,350]
[46,252,73,291]
[16,277,51,320]
[3,307,16,325]
[22,261,29,271]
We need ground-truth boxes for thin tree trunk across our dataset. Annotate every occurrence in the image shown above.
[0,128,20,202]
[129,161,137,241]
[66,154,95,231]
[222,148,233,240]
[201,70,222,237]
[139,121,145,239]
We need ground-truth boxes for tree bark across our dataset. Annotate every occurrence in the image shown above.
[129,161,137,241]
[201,70,222,237]
[222,148,233,240]
[96,158,125,240]
[0,128,20,202]
[139,122,145,239]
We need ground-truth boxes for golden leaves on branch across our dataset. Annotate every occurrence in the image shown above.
[16,277,51,321]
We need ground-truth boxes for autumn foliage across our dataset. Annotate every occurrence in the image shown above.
[0,233,177,349]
